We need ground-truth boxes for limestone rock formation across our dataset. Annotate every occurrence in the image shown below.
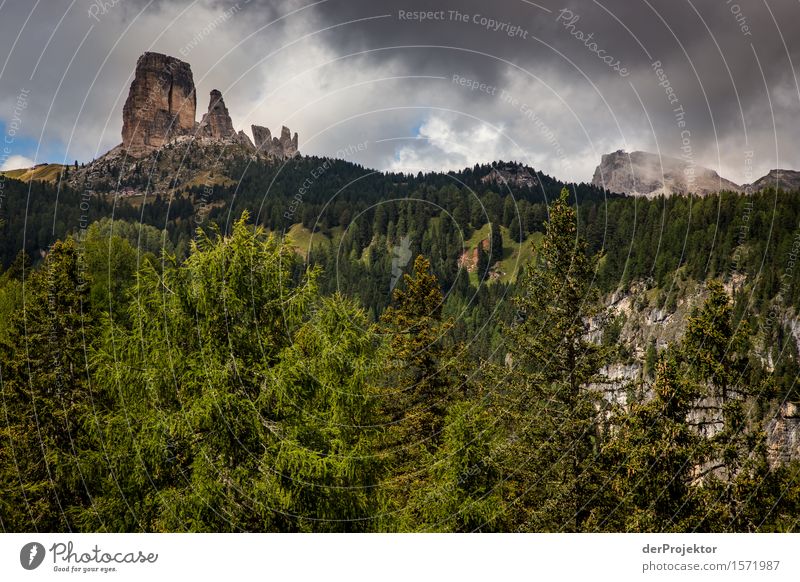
[236,130,254,149]
[767,401,800,466]
[251,124,272,151]
[251,124,299,159]
[481,163,538,188]
[746,169,800,193]
[279,126,299,157]
[198,90,236,139]
[592,150,741,197]
[121,52,299,160]
[122,52,196,157]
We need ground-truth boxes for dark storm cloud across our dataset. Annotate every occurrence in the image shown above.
[301,0,800,180]
[1,0,799,182]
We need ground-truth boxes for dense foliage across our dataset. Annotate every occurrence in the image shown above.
[2,156,800,531]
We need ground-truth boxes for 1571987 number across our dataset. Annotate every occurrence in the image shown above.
[735,560,780,571]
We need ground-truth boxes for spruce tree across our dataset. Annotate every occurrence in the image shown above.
[682,280,766,530]
[499,187,609,531]
[377,255,457,525]
[0,239,97,530]
[407,400,507,532]
[600,355,705,531]
[265,294,386,531]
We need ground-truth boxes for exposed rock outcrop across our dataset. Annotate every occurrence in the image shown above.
[251,124,299,159]
[236,130,254,149]
[251,125,272,150]
[122,52,299,160]
[746,169,800,193]
[280,126,299,158]
[198,90,236,139]
[457,239,489,272]
[768,402,800,466]
[592,150,741,197]
[122,52,197,157]
[482,163,538,188]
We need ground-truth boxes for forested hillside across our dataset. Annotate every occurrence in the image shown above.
[2,155,800,531]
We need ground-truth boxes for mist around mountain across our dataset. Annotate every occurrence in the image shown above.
[590,149,800,198]
[3,51,800,534]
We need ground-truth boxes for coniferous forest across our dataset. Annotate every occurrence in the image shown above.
[2,156,800,532]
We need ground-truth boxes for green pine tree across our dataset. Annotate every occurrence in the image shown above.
[377,255,457,526]
[498,187,609,531]
[0,239,98,531]
[600,355,706,531]
[682,280,769,530]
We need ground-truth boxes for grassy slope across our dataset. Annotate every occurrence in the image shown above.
[466,224,541,284]
[1,164,66,183]
[283,223,344,258]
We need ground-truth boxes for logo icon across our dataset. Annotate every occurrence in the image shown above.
[20,542,46,570]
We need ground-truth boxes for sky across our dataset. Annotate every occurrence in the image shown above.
[0,0,798,184]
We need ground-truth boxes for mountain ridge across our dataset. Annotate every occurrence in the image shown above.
[2,52,799,203]
[591,149,800,197]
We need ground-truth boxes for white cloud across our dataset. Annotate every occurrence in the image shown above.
[388,115,506,174]
[1,0,798,184]
[1,155,35,171]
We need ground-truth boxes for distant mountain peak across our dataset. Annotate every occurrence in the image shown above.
[744,169,800,193]
[121,52,298,160]
[592,150,740,197]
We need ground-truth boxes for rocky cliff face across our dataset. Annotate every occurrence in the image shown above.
[746,169,800,193]
[589,277,800,464]
[481,163,538,188]
[122,52,197,157]
[252,124,299,159]
[767,402,800,466]
[251,125,272,150]
[280,126,299,158]
[198,89,236,139]
[592,150,741,197]
[121,52,299,160]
